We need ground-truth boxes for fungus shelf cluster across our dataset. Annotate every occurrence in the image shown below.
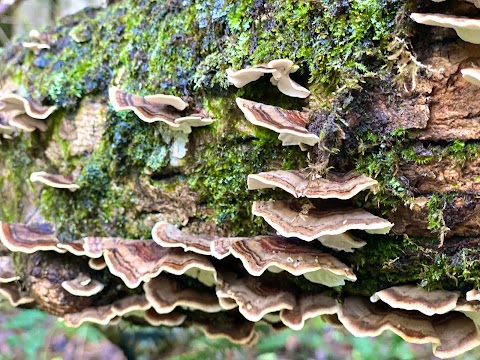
[0,13,479,355]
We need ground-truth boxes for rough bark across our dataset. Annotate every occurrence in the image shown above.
[0,0,479,354]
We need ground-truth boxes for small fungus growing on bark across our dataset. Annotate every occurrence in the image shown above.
[61,274,104,297]
[30,171,80,191]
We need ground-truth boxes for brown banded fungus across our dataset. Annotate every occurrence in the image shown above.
[62,294,151,327]
[216,272,296,322]
[152,221,212,255]
[144,275,222,314]
[279,293,338,330]
[61,274,104,297]
[0,222,65,254]
[410,13,480,44]
[144,308,187,327]
[88,257,107,271]
[338,297,480,359]
[236,98,319,149]
[247,170,378,199]
[252,200,393,241]
[109,87,213,134]
[0,93,56,120]
[0,282,35,306]
[83,237,217,288]
[29,171,80,191]
[370,285,459,316]
[211,235,356,287]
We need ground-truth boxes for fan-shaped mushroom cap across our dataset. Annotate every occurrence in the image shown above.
[0,222,65,253]
[0,94,56,119]
[370,285,459,316]
[144,308,187,326]
[0,282,35,306]
[0,255,20,283]
[461,68,480,86]
[152,221,212,255]
[338,296,439,343]
[280,293,338,330]
[63,294,151,327]
[57,240,86,256]
[252,200,393,241]
[29,171,80,191]
[248,170,378,199]
[192,312,258,345]
[226,66,276,88]
[236,98,318,148]
[83,237,217,288]
[61,274,104,297]
[109,87,212,133]
[216,272,296,322]
[267,59,310,98]
[211,235,356,286]
[410,13,480,44]
[144,275,222,314]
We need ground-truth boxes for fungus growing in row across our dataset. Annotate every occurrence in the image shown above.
[227,59,310,98]
[236,98,319,149]
[461,68,480,87]
[247,170,378,199]
[83,237,217,288]
[338,297,480,359]
[210,235,356,286]
[252,200,393,241]
[410,13,480,44]
[279,293,338,331]
[0,255,20,283]
[0,222,65,253]
[0,282,35,306]
[144,275,222,314]
[216,272,296,322]
[144,308,187,327]
[109,87,213,134]
[62,294,151,327]
[61,274,104,297]
[57,240,86,256]
[370,285,459,316]
[30,171,80,191]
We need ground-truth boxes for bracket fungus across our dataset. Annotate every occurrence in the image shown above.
[30,171,80,191]
[338,297,480,359]
[236,98,318,149]
[216,272,296,322]
[61,274,104,297]
[152,221,212,255]
[0,222,65,254]
[0,282,35,307]
[252,200,393,241]
[410,13,480,44]
[227,59,310,98]
[109,87,213,134]
[144,275,222,314]
[83,237,217,289]
[0,93,56,119]
[211,235,356,286]
[279,293,338,331]
[247,170,378,199]
[461,68,480,87]
[370,285,459,316]
[144,308,187,327]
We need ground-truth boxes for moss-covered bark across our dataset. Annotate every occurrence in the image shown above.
[0,0,479,339]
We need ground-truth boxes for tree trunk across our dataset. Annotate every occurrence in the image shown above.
[0,0,479,356]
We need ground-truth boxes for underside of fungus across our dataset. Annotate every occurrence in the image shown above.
[410,13,480,44]
[30,171,80,191]
[236,98,318,148]
[109,87,213,133]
